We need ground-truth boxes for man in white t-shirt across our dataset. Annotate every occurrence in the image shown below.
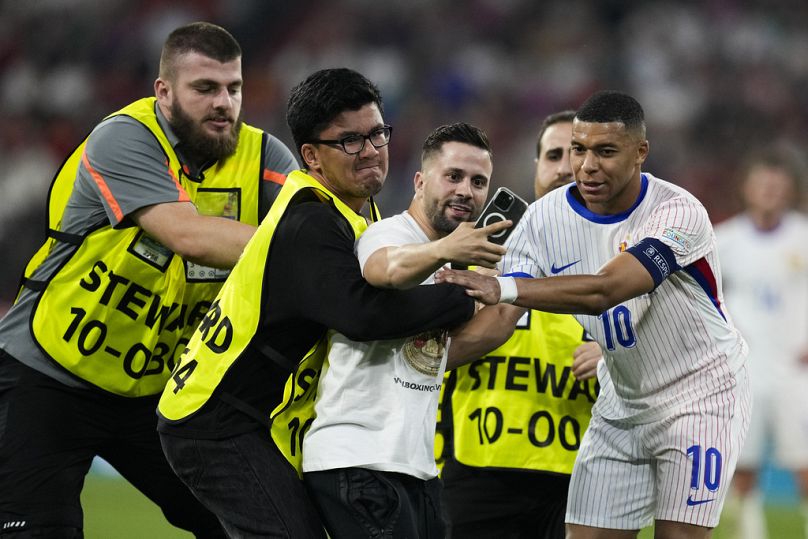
[438,91,751,538]
[716,149,808,539]
[302,123,509,538]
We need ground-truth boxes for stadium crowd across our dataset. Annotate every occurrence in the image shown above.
[2,2,808,538]
[2,0,808,310]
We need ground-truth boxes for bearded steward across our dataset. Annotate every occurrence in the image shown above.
[0,21,297,538]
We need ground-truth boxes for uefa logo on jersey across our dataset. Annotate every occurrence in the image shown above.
[663,228,692,250]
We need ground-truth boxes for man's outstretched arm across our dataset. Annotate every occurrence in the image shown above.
[436,251,655,315]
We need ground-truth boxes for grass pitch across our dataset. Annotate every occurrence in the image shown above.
[82,473,803,538]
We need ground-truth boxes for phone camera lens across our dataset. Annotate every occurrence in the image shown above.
[495,192,514,210]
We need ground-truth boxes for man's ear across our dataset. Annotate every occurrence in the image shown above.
[154,78,172,120]
[414,171,425,191]
[155,78,170,103]
[301,143,319,170]
[636,140,649,166]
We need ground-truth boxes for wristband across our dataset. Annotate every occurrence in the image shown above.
[496,276,518,304]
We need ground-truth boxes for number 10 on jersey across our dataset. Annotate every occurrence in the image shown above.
[597,305,636,351]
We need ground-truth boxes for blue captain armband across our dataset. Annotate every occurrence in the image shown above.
[625,238,681,289]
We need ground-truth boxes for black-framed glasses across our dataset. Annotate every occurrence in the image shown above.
[308,125,393,155]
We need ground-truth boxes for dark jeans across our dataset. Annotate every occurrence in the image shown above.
[160,429,326,538]
[304,468,446,539]
[0,350,225,538]
[441,459,570,539]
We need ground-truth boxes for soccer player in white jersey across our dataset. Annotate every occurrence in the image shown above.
[437,90,751,539]
[716,149,808,539]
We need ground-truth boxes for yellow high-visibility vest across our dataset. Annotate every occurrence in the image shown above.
[446,310,598,474]
[159,170,377,475]
[25,98,264,396]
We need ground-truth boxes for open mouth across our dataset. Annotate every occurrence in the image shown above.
[447,203,472,218]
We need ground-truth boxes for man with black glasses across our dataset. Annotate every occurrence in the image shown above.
[157,68,481,538]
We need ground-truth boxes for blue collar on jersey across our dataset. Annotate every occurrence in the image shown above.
[565,173,649,224]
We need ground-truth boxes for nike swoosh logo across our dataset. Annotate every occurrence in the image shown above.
[550,260,581,274]
[686,495,715,506]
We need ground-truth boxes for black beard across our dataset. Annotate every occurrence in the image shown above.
[169,101,242,164]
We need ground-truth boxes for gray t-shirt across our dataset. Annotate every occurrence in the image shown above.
[0,102,298,388]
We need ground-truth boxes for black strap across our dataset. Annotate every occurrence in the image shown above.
[20,277,47,292]
[368,196,380,222]
[219,392,268,425]
[20,228,85,291]
[47,228,83,245]
[254,341,298,372]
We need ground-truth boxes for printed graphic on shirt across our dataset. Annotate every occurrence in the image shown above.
[402,329,447,376]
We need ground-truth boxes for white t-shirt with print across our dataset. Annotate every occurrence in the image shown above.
[302,211,448,479]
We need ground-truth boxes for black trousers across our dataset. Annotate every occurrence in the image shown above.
[441,459,571,539]
[0,350,224,538]
[304,467,446,539]
[160,429,327,539]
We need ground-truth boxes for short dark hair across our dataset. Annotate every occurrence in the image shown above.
[286,68,383,164]
[536,110,575,157]
[159,22,241,81]
[575,91,646,138]
[421,122,492,165]
[741,145,804,193]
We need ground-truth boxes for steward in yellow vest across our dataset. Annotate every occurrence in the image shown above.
[445,310,597,473]
[158,170,373,469]
[156,168,474,530]
[440,309,599,537]
[18,98,274,397]
[0,22,301,538]
[156,63,479,539]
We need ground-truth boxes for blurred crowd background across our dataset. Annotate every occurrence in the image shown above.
[2,0,808,305]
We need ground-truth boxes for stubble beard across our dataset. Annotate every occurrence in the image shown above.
[426,198,470,236]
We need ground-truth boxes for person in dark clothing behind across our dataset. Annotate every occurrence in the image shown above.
[157,68,478,538]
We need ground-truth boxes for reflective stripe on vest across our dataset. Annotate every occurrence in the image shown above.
[449,310,598,474]
[158,170,375,475]
[27,97,264,396]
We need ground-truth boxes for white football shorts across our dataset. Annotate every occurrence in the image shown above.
[566,366,751,530]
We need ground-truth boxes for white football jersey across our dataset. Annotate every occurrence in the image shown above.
[715,211,808,390]
[503,173,747,423]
